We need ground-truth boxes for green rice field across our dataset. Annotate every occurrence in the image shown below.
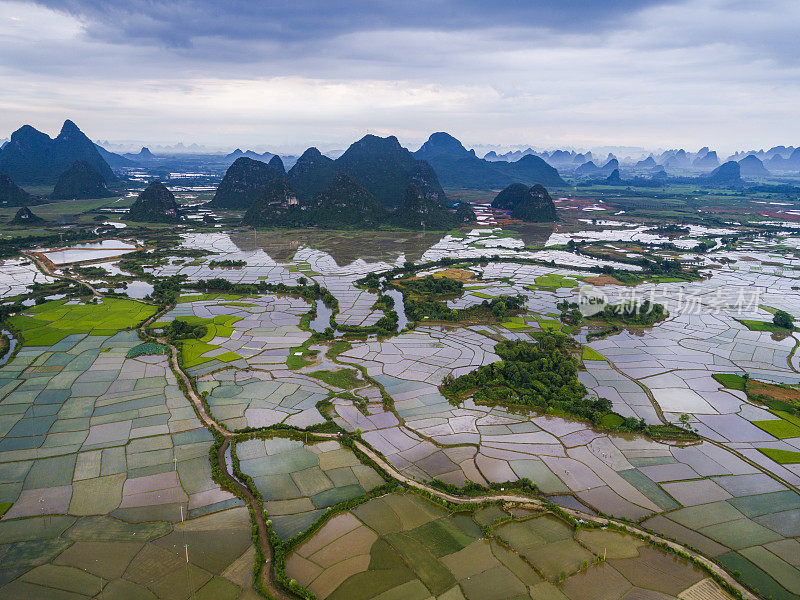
[286,493,722,600]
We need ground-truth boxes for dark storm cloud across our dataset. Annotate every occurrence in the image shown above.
[33,0,674,48]
[3,0,799,151]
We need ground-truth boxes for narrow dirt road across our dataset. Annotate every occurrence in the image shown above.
[25,250,104,296]
[139,309,294,600]
[34,264,757,600]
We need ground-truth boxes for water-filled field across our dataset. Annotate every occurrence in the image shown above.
[0,219,798,599]
[286,493,725,600]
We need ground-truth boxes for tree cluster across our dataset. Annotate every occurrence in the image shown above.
[591,300,666,326]
[400,275,464,297]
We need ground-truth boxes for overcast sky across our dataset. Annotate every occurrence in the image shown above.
[0,0,798,154]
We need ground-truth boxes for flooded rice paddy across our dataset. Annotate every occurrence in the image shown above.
[0,220,799,599]
[40,239,138,264]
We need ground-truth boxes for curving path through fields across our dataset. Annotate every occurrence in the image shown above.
[31,260,759,600]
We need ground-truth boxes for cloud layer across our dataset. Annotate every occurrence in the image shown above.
[1,0,798,154]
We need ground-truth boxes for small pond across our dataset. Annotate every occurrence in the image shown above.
[42,240,138,265]
[0,330,18,366]
[310,302,333,333]
[383,289,409,331]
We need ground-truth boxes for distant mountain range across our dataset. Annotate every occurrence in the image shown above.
[728,146,797,163]
[222,149,298,169]
[241,173,472,230]
[601,169,664,188]
[215,134,447,212]
[692,150,719,169]
[414,132,566,189]
[225,148,276,162]
[2,117,796,202]
[481,143,799,179]
[484,148,537,162]
[586,161,743,189]
[94,144,136,169]
[88,143,300,170]
[0,120,117,185]
[124,147,156,162]
[765,148,800,172]
[575,159,618,177]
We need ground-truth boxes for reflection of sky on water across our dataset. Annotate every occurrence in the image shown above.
[545,224,737,249]
[117,281,154,299]
[228,229,446,265]
[42,240,137,264]
[309,302,333,333]
[0,258,54,299]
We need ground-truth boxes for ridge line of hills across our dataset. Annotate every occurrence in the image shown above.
[0,120,117,186]
[2,119,799,226]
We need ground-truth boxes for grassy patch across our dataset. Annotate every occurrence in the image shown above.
[308,368,362,389]
[581,346,606,361]
[199,315,242,342]
[715,375,800,418]
[599,413,625,428]
[757,448,800,464]
[712,373,746,392]
[752,418,800,439]
[287,340,318,369]
[181,342,242,368]
[526,274,578,291]
[774,410,800,427]
[501,317,530,330]
[214,351,243,363]
[427,268,475,281]
[9,298,156,346]
[286,354,313,370]
[0,502,11,518]
[176,293,243,303]
[470,292,494,299]
[738,319,798,333]
[0,196,130,222]
[170,315,242,367]
[535,316,562,331]
[326,340,353,359]
[181,340,219,367]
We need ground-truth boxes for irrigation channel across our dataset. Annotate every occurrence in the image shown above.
[144,312,760,600]
[26,252,760,600]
